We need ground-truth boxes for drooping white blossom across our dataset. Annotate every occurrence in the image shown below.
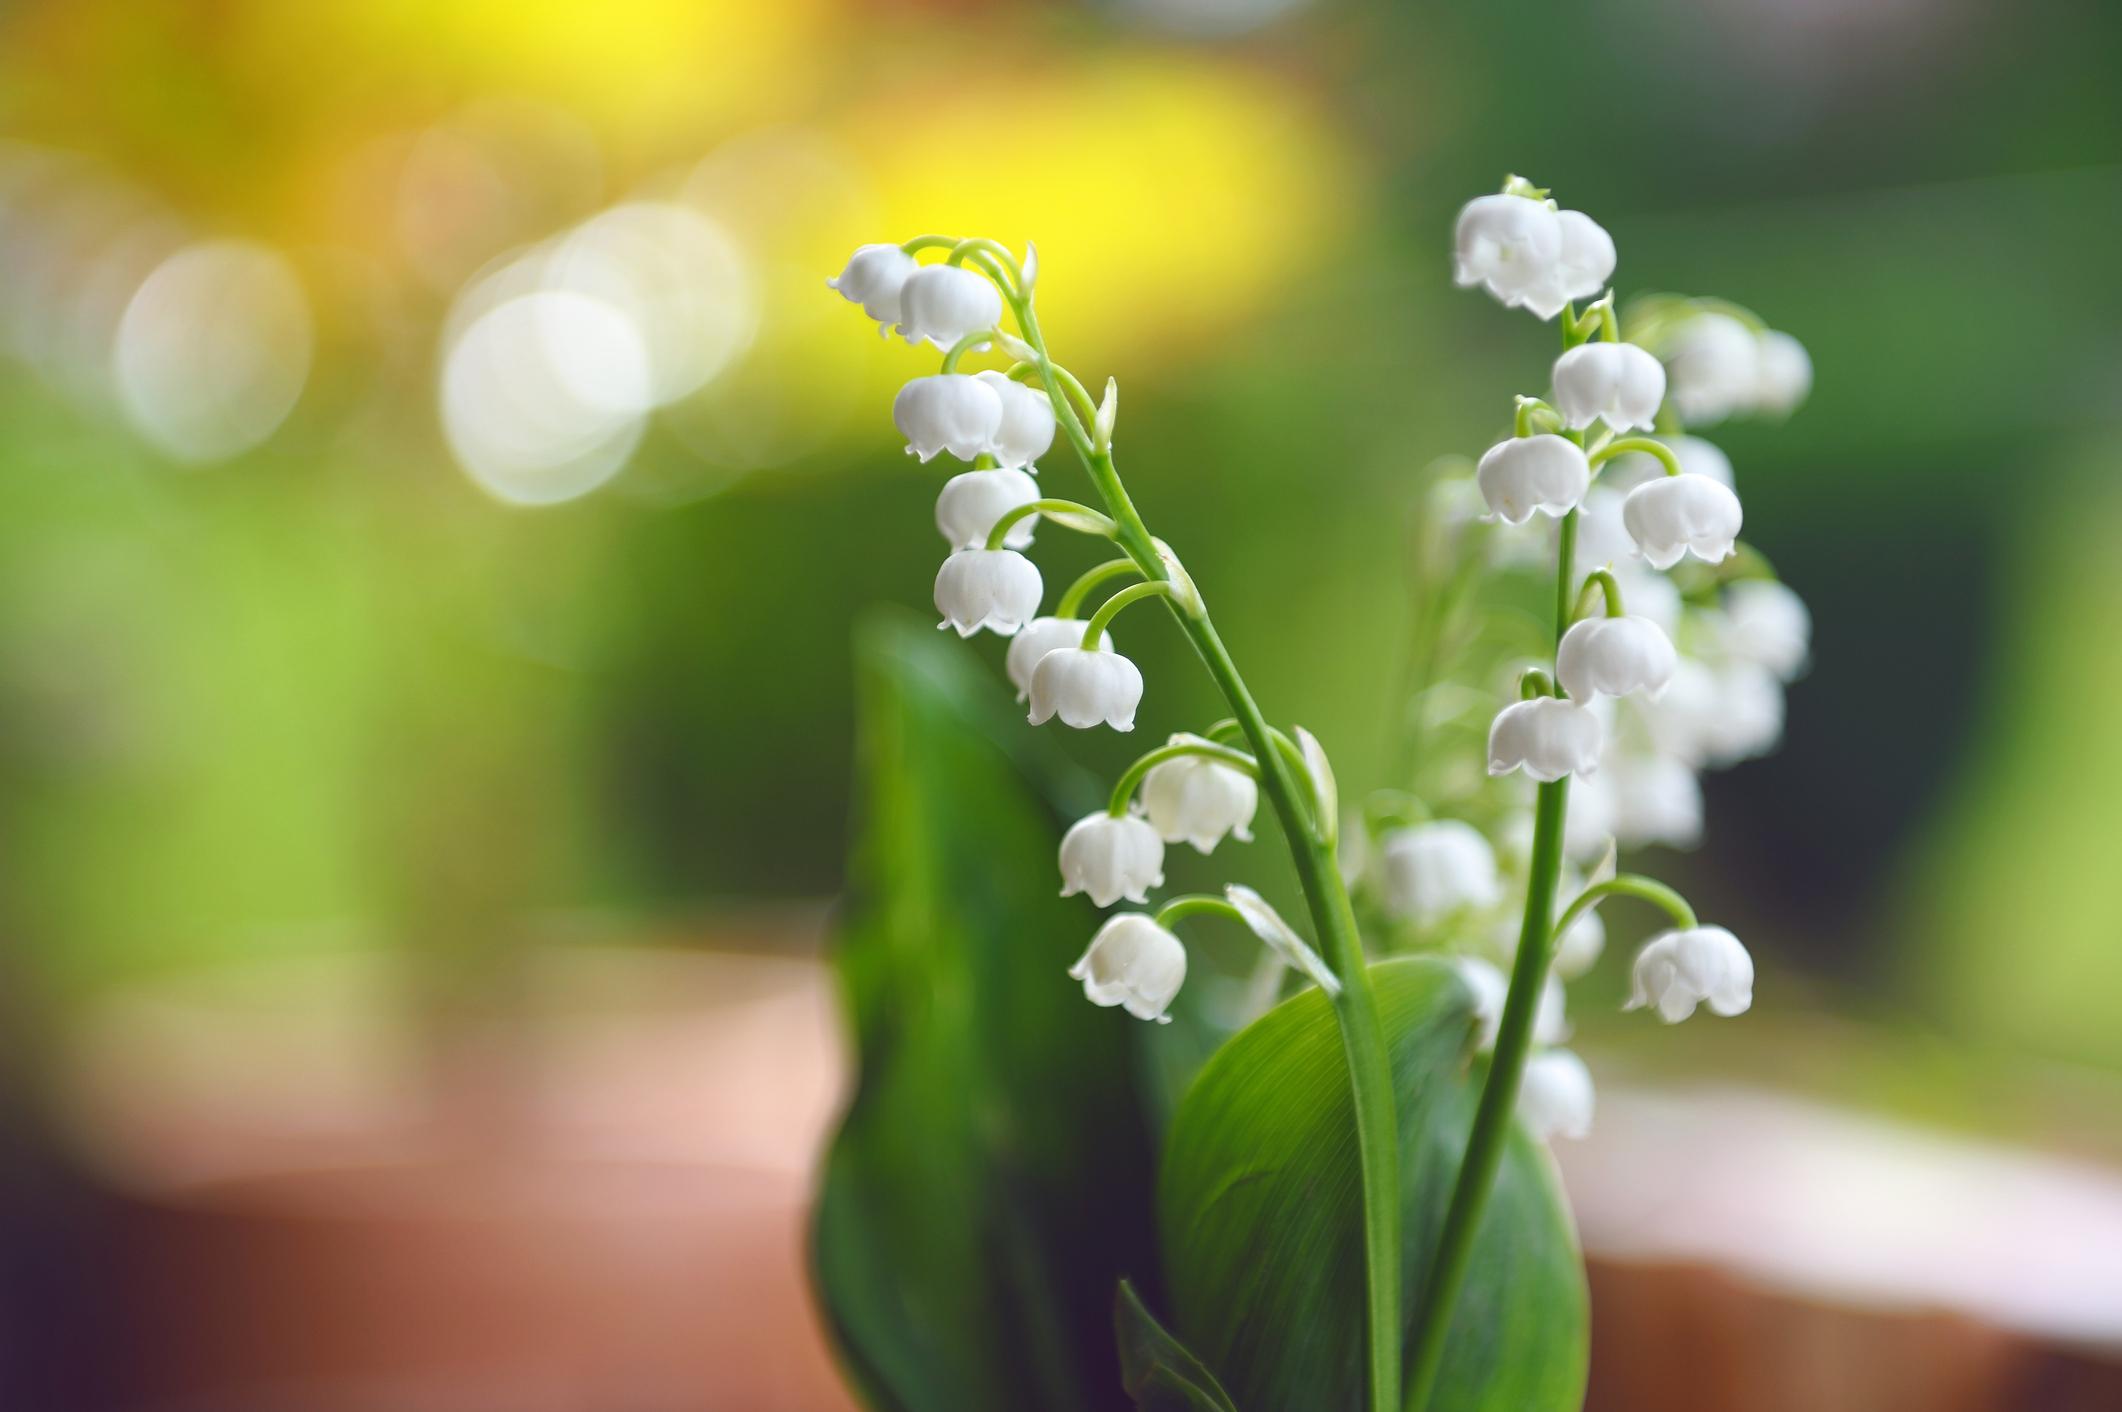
[1552,342,1666,433]
[934,547,1041,637]
[1664,312,1759,424]
[1454,194,1614,320]
[1718,580,1811,681]
[1476,434,1590,524]
[1069,914,1187,1023]
[1702,662,1786,765]
[1626,925,1754,1023]
[973,370,1056,470]
[1557,614,1677,703]
[936,468,1041,550]
[1004,616,1099,700]
[1028,647,1144,731]
[1142,733,1258,853]
[828,243,919,329]
[1455,955,1570,1051]
[1058,812,1165,907]
[1562,771,1617,861]
[1753,330,1812,416]
[1621,472,1743,569]
[1570,486,1634,569]
[1488,696,1603,782]
[1604,752,1704,850]
[894,373,1003,463]
[895,263,1003,349]
[1379,820,1503,926]
[1518,1049,1595,1141]
[1602,434,1734,495]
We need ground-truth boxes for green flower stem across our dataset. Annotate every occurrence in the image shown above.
[1081,580,1179,652]
[1057,558,1143,619]
[1008,361,1101,427]
[1589,436,1681,478]
[1006,288,1404,1412]
[1518,666,1557,701]
[983,499,1116,552]
[1109,740,1259,817]
[1552,874,1697,944]
[1154,894,1249,930]
[1408,303,1612,1410]
[1572,568,1624,622]
[1513,396,1559,438]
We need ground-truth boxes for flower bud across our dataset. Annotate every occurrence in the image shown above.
[827,243,919,328]
[1028,647,1143,731]
[935,468,1040,550]
[1664,312,1759,425]
[1143,733,1258,853]
[933,548,1041,638]
[1719,580,1811,681]
[1476,434,1590,525]
[1058,812,1165,908]
[1626,925,1753,1023]
[1518,1049,1594,1141]
[1004,615,1100,700]
[1378,820,1502,926]
[1453,193,1562,313]
[896,264,1003,349]
[1753,330,1812,416]
[1069,914,1186,1023]
[1605,753,1703,850]
[974,370,1056,470]
[1551,342,1666,433]
[1621,472,1742,569]
[1557,613,1676,703]
[894,373,1004,464]
[1487,697,1603,782]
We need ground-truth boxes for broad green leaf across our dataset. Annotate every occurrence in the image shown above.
[1115,1280,1241,1412]
[813,610,1162,1412]
[1159,956,1588,1412]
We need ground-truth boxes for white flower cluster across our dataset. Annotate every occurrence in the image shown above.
[1354,179,1818,1142]
[834,237,1338,1028]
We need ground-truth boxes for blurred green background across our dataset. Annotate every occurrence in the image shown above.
[3,0,2122,1400]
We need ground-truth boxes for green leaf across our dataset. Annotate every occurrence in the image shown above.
[813,610,1163,1412]
[1158,956,1588,1412]
[1115,1280,1241,1412]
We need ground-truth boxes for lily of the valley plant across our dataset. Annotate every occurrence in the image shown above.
[828,174,1808,1411]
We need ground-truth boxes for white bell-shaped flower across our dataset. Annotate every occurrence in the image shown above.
[1488,697,1603,782]
[1621,472,1743,569]
[1719,580,1811,681]
[1552,342,1666,432]
[935,468,1040,551]
[1753,330,1812,416]
[1557,614,1676,703]
[933,548,1041,638]
[1518,1049,1595,1141]
[894,373,1004,464]
[1070,913,1187,1023]
[1638,658,1719,767]
[1521,210,1617,320]
[1626,925,1753,1023]
[1664,312,1759,424]
[1453,193,1562,313]
[1703,662,1786,765]
[1454,955,1570,1051]
[828,243,920,329]
[1142,733,1258,853]
[1378,820,1502,926]
[973,370,1056,470]
[1058,812,1165,907]
[1004,616,1099,701]
[1570,486,1634,569]
[1605,753,1703,850]
[1476,434,1589,525]
[1562,770,1617,861]
[895,264,1003,349]
[1028,647,1143,731]
[1602,434,1733,495]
